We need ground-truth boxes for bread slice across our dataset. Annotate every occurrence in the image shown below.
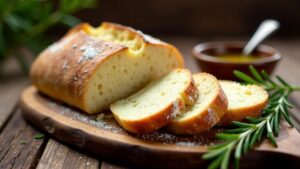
[30,22,184,114]
[166,73,228,134]
[110,69,198,134]
[218,80,268,125]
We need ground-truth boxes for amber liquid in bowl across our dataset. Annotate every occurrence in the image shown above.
[216,54,264,63]
[193,42,281,80]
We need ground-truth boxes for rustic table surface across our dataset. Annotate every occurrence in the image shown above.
[0,37,300,169]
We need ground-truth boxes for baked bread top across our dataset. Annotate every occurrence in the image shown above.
[30,22,184,114]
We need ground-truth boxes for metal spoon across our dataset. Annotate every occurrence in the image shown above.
[242,19,280,55]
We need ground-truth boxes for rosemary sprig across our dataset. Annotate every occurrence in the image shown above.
[33,133,45,140]
[202,66,300,169]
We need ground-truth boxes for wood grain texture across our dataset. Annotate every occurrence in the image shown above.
[0,109,47,169]
[0,76,28,131]
[37,139,99,169]
[101,161,128,169]
[20,86,300,168]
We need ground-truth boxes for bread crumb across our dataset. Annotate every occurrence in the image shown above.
[176,141,197,147]
[48,101,122,133]
[96,113,105,121]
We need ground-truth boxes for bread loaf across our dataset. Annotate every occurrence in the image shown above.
[30,22,184,114]
[218,80,268,125]
[167,73,228,134]
[110,69,198,134]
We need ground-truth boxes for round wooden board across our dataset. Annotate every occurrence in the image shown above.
[20,86,300,169]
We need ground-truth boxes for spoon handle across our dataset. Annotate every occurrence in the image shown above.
[242,19,280,55]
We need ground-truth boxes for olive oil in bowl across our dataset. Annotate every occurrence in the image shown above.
[216,54,264,63]
[192,41,282,80]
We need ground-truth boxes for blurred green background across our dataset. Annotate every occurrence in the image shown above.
[0,0,96,73]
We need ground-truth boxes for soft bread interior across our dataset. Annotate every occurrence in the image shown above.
[86,46,181,113]
[110,69,192,120]
[220,81,267,111]
[174,74,219,121]
[83,23,182,113]
[87,23,146,55]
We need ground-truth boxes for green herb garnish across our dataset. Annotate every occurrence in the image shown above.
[202,66,300,169]
[33,133,44,140]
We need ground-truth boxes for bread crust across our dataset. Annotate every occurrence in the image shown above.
[89,22,185,67]
[30,30,127,112]
[113,98,185,134]
[111,69,198,134]
[181,79,198,105]
[166,73,228,134]
[218,81,268,125]
[218,101,267,125]
[30,22,184,114]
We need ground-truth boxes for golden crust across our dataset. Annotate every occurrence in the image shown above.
[30,22,184,114]
[218,97,268,126]
[218,81,268,125]
[181,79,199,105]
[99,22,185,67]
[111,70,198,134]
[113,98,185,134]
[166,73,228,134]
[30,31,126,112]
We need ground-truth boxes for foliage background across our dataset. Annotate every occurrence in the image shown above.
[0,0,95,73]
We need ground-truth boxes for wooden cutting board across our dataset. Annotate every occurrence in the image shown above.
[20,86,300,169]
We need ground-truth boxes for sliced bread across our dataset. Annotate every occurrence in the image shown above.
[30,22,184,114]
[110,69,198,134]
[218,80,268,125]
[167,73,228,134]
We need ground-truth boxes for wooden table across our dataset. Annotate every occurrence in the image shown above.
[0,37,300,169]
